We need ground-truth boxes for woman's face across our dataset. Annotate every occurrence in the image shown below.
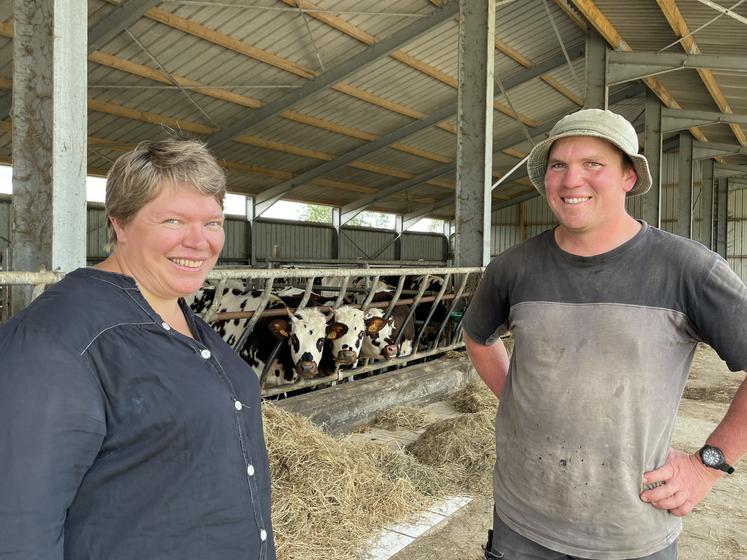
[111,181,225,304]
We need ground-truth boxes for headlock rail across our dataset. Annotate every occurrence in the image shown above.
[0,266,484,397]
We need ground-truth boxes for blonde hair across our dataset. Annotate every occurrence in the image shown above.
[105,139,226,250]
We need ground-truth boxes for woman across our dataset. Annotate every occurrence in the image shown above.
[0,140,275,559]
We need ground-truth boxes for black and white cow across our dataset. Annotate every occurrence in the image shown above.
[322,304,396,371]
[187,284,331,389]
[357,280,415,360]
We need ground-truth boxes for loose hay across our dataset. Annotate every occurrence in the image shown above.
[406,410,497,496]
[371,405,432,430]
[361,442,460,497]
[450,382,499,413]
[262,403,435,560]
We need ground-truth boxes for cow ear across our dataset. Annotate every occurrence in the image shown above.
[326,322,348,339]
[269,319,290,339]
[366,316,387,334]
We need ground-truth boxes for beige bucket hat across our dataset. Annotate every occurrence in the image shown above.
[526,108,652,197]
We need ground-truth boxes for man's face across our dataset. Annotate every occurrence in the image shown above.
[544,136,637,237]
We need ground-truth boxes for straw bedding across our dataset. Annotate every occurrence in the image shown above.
[262,383,499,559]
[370,405,432,430]
[406,410,497,496]
[263,403,433,560]
[450,381,499,414]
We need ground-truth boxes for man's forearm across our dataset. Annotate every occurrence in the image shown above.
[463,332,510,398]
[704,374,747,466]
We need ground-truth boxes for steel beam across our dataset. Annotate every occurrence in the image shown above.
[339,163,453,224]
[88,0,162,53]
[257,104,455,216]
[493,190,539,211]
[345,83,646,223]
[693,141,747,160]
[714,163,747,178]
[644,90,662,228]
[585,26,606,108]
[258,47,584,219]
[677,132,694,239]
[207,0,459,148]
[0,94,10,122]
[702,158,714,250]
[716,177,728,259]
[662,107,747,133]
[607,51,747,85]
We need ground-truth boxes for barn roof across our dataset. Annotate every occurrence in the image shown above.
[1,0,746,221]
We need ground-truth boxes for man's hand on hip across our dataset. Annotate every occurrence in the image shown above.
[639,448,722,516]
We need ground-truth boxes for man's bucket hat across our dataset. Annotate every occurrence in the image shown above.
[526,108,652,197]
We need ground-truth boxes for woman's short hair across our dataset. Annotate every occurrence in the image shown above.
[105,139,226,250]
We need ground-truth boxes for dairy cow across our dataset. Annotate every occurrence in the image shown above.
[355,280,415,360]
[187,284,331,388]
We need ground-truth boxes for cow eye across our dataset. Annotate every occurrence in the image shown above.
[358,331,364,340]
[316,338,324,351]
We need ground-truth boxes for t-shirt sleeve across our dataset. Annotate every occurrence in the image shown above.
[462,256,511,345]
[0,324,107,559]
[690,255,747,371]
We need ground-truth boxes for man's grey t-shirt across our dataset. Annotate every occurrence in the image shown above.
[463,222,747,560]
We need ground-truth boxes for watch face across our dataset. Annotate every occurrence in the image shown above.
[702,447,723,467]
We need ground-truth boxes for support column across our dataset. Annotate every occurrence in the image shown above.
[454,0,495,267]
[393,215,403,262]
[331,207,341,261]
[643,90,662,228]
[701,159,715,250]
[585,26,607,109]
[716,177,728,259]
[11,0,87,313]
[677,132,694,239]
[245,196,255,266]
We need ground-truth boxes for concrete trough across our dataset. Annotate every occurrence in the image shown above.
[277,355,477,434]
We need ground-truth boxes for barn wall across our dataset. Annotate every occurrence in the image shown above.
[728,184,747,280]
[222,218,250,264]
[340,227,396,260]
[254,220,334,261]
[401,232,446,261]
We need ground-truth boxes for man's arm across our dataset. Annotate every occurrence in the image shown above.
[463,331,511,399]
[640,372,747,516]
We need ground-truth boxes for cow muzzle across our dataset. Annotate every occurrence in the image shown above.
[381,344,399,359]
[336,349,358,366]
[296,360,319,379]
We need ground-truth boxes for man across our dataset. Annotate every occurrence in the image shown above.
[463,108,747,560]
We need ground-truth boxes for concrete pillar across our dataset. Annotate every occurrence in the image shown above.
[716,177,728,259]
[643,90,662,228]
[454,0,495,267]
[677,132,694,239]
[701,159,715,250]
[331,207,341,261]
[11,0,87,312]
[585,26,607,109]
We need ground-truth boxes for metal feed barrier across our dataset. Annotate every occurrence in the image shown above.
[0,266,483,397]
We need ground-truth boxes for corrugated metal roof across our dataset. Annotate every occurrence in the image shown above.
[1,0,746,219]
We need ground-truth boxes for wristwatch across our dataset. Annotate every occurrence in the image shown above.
[698,444,735,474]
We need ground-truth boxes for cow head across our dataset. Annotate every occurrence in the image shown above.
[361,308,398,359]
[269,307,330,379]
[326,305,366,367]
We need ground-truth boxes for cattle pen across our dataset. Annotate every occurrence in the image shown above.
[0,266,483,402]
